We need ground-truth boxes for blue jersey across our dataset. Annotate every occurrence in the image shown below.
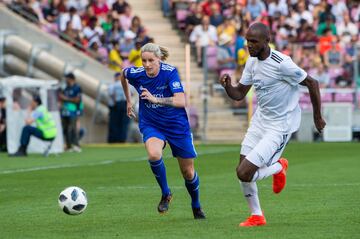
[124,62,190,136]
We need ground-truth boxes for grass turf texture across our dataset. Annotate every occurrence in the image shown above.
[0,142,359,239]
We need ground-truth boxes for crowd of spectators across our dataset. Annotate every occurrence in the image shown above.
[6,0,154,72]
[172,0,359,91]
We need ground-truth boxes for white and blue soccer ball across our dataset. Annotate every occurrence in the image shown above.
[58,186,88,215]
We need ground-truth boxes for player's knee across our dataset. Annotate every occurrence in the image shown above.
[181,167,194,180]
[236,167,252,182]
[147,149,162,161]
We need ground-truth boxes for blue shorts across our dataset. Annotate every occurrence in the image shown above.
[141,127,197,159]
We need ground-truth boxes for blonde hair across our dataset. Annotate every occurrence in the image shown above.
[141,43,169,61]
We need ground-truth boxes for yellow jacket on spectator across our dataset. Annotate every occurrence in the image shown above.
[108,49,123,72]
[128,48,142,67]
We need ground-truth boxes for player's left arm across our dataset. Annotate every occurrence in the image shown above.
[140,88,185,108]
[300,76,326,133]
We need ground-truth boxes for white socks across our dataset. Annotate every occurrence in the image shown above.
[239,162,282,216]
[251,162,282,182]
[240,181,262,216]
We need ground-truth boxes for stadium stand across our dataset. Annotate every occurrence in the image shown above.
[168,0,359,111]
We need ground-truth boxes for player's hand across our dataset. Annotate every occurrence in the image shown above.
[140,88,157,104]
[314,115,326,133]
[126,102,136,119]
[219,74,231,88]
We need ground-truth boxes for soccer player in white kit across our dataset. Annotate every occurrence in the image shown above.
[220,23,326,227]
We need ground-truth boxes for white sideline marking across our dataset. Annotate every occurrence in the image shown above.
[0,148,238,175]
[100,183,360,191]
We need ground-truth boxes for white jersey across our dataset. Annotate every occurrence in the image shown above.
[240,49,307,133]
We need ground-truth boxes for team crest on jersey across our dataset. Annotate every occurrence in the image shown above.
[172,81,182,89]
[295,70,303,77]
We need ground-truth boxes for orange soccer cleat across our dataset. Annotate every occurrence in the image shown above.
[239,214,267,227]
[273,158,289,194]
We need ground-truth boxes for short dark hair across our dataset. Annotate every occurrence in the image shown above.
[33,95,42,105]
[65,72,75,80]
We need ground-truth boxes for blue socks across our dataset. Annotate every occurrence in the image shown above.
[148,158,171,196]
[185,171,201,209]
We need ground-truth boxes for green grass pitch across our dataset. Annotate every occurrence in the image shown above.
[0,142,359,239]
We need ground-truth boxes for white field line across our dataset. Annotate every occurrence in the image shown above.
[0,148,238,175]
[95,183,360,191]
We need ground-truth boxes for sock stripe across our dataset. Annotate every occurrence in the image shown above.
[186,172,198,184]
[148,160,163,167]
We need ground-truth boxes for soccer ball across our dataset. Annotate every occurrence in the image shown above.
[58,186,88,215]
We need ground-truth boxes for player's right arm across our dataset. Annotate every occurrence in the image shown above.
[120,69,136,118]
[220,74,252,101]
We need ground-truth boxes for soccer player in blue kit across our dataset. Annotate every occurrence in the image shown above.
[120,43,206,219]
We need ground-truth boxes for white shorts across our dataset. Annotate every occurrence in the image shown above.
[240,120,292,168]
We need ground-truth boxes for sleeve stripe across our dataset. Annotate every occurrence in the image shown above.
[271,52,283,62]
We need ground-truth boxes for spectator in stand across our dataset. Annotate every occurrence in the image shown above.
[324,39,343,70]
[337,12,358,44]
[312,62,330,88]
[268,0,288,18]
[189,15,218,67]
[120,30,136,59]
[297,26,318,50]
[318,28,337,55]
[106,19,124,44]
[331,0,348,23]
[246,0,266,21]
[28,0,45,23]
[112,0,129,19]
[236,41,249,73]
[67,0,88,15]
[296,1,314,25]
[130,16,143,37]
[318,1,335,23]
[59,7,82,33]
[81,4,95,27]
[217,16,236,39]
[209,2,224,27]
[108,40,123,72]
[317,15,337,36]
[101,13,113,33]
[83,16,104,47]
[128,39,143,67]
[137,27,153,46]
[92,0,109,22]
[217,33,236,71]
[89,41,108,64]
[200,0,221,16]
[119,5,133,31]
[232,3,247,31]
[185,2,203,39]
[61,20,82,47]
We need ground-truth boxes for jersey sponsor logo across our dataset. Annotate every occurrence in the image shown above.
[157,85,168,90]
[172,81,182,89]
[144,93,165,109]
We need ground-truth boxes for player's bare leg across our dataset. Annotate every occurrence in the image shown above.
[145,137,172,214]
[177,157,205,219]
